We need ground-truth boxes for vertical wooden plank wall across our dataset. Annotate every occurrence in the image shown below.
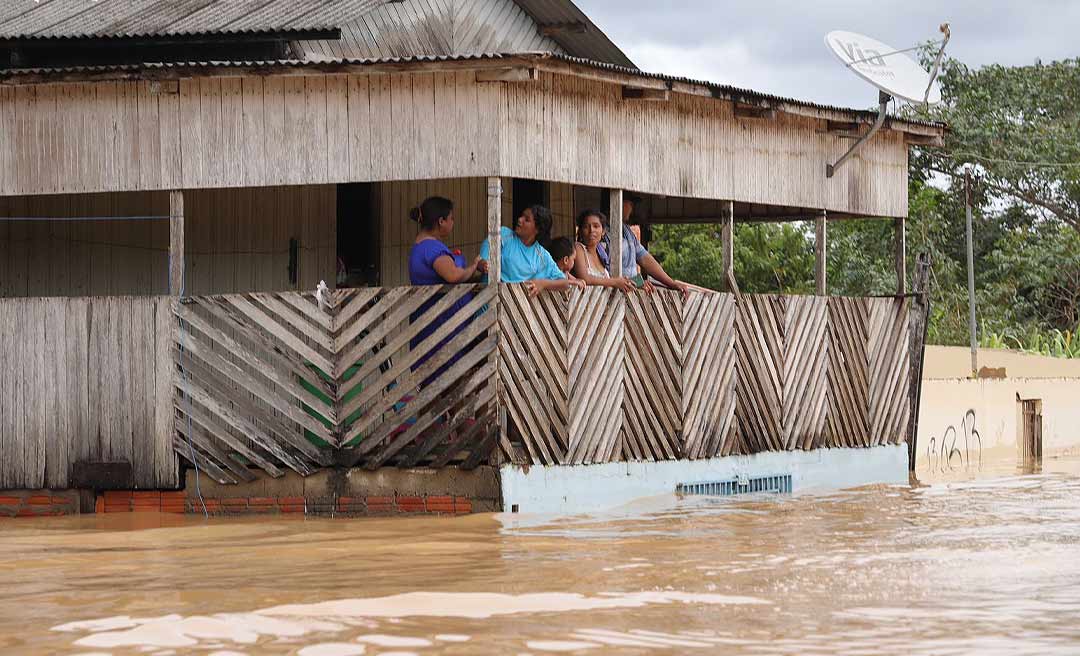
[0,71,911,220]
[0,296,177,490]
[0,185,335,298]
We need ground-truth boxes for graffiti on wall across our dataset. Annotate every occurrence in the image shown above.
[925,409,983,473]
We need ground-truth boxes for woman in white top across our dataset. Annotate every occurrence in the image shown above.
[572,209,636,293]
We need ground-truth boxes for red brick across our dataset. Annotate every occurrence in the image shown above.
[161,491,187,501]
[196,499,222,512]
[278,496,305,505]
[398,496,425,512]
[16,508,39,517]
[95,496,105,513]
[249,496,275,505]
[280,503,306,513]
[0,496,21,506]
[104,490,133,502]
[133,491,161,501]
[426,496,455,513]
[222,498,249,512]
[454,497,473,514]
[367,495,393,505]
[27,495,53,506]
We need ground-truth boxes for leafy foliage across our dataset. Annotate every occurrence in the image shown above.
[648,55,1080,357]
[909,56,1080,235]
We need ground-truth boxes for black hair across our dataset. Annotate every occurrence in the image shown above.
[513,204,554,248]
[576,208,607,231]
[409,196,454,231]
[548,236,574,261]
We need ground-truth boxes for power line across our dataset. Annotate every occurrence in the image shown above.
[952,152,1080,169]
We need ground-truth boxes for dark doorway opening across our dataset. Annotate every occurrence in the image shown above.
[1020,398,1043,464]
[512,178,547,221]
[336,183,378,287]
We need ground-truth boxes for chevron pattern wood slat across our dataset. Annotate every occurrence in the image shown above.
[172,285,914,482]
[735,294,786,453]
[869,297,911,446]
[172,285,499,480]
[497,284,569,465]
[681,292,737,459]
[826,296,870,448]
[783,296,828,450]
[622,289,683,461]
[566,287,624,464]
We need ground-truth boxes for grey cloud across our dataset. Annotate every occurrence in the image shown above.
[582,1,1080,107]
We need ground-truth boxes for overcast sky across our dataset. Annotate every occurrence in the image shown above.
[584,1,1079,110]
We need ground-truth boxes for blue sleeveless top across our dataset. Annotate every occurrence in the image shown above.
[407,239,474,381]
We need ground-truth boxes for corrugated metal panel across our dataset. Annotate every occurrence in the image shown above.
[0,0,390,39]
[514,0,633,67]
[300,0,563,61]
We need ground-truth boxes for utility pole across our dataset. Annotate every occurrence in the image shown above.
[965,169,978,377]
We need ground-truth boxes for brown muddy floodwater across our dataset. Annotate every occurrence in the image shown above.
[2,457,1080,655]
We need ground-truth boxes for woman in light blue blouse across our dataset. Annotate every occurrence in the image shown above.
[480,205,585,297]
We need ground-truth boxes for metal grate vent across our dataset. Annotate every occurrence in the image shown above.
[677,474,792,497]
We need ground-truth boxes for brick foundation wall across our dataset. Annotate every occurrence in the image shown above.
[0,491,80,517]
[1,466,499,518]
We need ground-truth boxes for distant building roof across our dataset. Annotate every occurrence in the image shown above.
[0,0,389,40]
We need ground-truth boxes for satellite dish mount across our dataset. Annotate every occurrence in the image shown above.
[826,89,891,178]
[824,30,943,178]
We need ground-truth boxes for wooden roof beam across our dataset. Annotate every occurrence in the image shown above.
[733,102,776,120]
[475,66,537,83]
[539,22,588,37]
[622,85,670,101]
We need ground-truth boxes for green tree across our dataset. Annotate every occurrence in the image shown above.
[911,56,1080,235]
[651,223,814,294]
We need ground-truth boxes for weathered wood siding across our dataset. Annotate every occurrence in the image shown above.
[0,185,336,297]
[0,71,909,217]
[499,286,911,465]
[0,296,177,489]
[375,177,576,287]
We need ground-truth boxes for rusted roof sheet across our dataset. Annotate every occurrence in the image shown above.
[0,50,945,131]
[0,0,391,39]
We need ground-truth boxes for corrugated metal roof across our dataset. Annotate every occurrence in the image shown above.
[299,0,566,63]
[0,0,391,39]
[0,50,944,130]
[514,0,633,68]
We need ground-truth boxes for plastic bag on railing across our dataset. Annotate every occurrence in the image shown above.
[316,280,330,312]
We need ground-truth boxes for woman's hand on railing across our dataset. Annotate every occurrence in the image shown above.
[610,277,636,294]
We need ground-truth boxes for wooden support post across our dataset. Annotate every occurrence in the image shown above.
[608,189,623,278]
[815,210,827,296]
[487,177,502,285]
[169,190,184,295]
[907,253,932,471]
[895,216,906,296]
[721,200,735,293]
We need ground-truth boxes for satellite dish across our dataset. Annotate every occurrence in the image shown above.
[823,28,946,177]
[825,30,941,104]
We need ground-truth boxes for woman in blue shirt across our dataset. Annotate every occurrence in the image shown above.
[480,205,584,297]
[407,196,487,382]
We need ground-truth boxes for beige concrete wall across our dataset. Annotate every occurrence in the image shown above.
[916,347,1080,476]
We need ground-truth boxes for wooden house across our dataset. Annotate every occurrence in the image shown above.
[0,0,944,512]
